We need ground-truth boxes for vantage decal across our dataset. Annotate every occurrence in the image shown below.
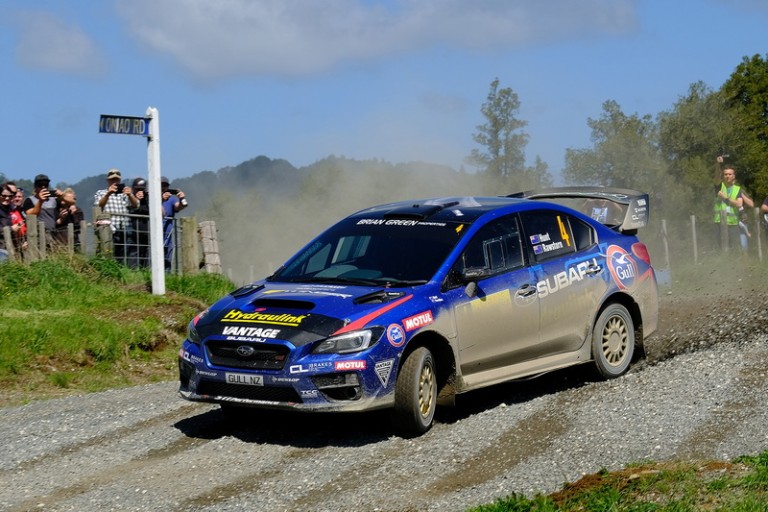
[222,326,281,338]
[375,359,395,387]
[536,258,599,298]
[606,245,637,290]
[221,309,308,327]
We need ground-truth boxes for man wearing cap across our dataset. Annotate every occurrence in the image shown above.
[160,176,188,271]
[22,174,60,245]
[94,168,139,265]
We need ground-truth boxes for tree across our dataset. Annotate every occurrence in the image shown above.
[563,100,665,192]
[467,79,550,192]
[721,53,768,199]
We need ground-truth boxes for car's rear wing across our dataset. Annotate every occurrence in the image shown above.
[508,187,650,234]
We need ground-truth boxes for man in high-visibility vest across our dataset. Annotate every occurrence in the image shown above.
[713,159,743,251]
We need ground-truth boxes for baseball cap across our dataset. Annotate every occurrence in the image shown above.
[161,176,170,184]
[106,168,122,179]
[34,174,50,186]
[132,178,147,189]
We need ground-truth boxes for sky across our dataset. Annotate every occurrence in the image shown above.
[1,0,766,187]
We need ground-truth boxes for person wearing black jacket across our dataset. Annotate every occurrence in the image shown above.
[129,178,150,268]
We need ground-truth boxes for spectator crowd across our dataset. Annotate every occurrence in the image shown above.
[1,168,187,267]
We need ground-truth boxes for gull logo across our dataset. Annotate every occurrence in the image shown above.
[606,245,637,290]
[236,345,256,357]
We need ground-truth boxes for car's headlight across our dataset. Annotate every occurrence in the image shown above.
[312,328,383,354]
[187,308,209,345]
[187,321,201,345]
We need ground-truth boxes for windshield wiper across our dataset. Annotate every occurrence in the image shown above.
[375,278,429,287]
[298,276,384,286]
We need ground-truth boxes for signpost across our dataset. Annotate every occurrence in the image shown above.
[98,115,150,136]
[99,108,165,295]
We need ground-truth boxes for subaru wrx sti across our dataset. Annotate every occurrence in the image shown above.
[179,188,658,435]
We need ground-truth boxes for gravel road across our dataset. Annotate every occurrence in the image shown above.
[2,290,768,512]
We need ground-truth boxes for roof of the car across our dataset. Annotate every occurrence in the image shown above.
[347,196,553,223]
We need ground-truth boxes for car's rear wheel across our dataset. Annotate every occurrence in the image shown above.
[391,347,437,436]
[592,303,634,379]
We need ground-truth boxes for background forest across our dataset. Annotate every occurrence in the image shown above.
[3,53,767,284]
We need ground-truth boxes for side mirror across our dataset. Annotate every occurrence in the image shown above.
[461,267,490,298]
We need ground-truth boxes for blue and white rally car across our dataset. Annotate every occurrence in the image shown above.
[179,188,658,435]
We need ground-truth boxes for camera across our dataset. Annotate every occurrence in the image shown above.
[166,188,179,195]
[115,183,126,193]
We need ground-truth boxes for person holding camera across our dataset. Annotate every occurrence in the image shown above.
[160,176,188,271]
[53,188,84,248]
[22,174,60,246]
[94,168,139,265]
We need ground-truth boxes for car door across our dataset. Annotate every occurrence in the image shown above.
[444,215,541,377]
[520,209,608,355]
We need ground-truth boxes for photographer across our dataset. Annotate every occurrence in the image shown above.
[160,176,188,271]
[22,174,60,246]
[94,168,138,265]
[53,188,84,249]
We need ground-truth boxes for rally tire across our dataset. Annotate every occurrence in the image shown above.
[391,347,437,436]
[592,303,635,379]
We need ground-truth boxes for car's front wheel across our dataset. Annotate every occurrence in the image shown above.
[391,347,437,436]
[592,303,635,379]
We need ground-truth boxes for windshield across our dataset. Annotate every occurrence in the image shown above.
[270,217,468,286]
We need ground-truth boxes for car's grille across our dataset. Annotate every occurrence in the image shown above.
[197,381,302,403]
[206,340,289,370]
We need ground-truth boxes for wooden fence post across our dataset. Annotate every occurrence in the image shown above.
[180,217,199,275]
[198,220,222,274]
[26,214,40,262]
[2,226,16,262]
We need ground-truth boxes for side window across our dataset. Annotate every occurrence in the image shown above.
[452,215,524,279]
[520,210,578,262]
[570,217,595,250]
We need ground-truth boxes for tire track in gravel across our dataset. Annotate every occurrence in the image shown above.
[422,390,590,498]
[0,402,207,476]
[4,405,237,512]
[675,345,768,461]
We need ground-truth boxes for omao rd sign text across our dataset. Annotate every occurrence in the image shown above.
[99,114,150,136]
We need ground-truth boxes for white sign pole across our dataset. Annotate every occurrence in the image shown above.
[146,107,165,295]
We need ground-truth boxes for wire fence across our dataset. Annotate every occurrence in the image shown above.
[2,212,221,275]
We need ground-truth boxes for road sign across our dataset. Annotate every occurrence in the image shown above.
[99,114,150,136]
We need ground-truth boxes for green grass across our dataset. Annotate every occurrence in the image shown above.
[0,254,235,405]
[469,454,768,511]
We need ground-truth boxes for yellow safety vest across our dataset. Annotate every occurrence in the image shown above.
[714,183,740,225]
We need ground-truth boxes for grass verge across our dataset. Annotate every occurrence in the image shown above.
[470,452,768,511]
[0,254,234,406]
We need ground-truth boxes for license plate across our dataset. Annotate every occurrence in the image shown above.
[225,372,264,386]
